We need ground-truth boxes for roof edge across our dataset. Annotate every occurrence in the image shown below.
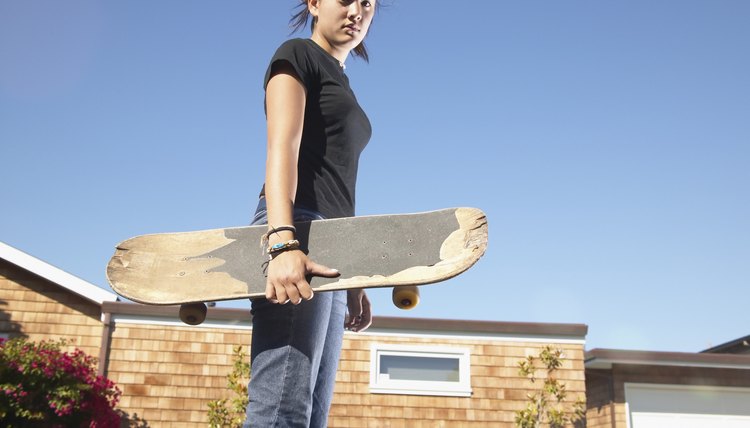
[371,316,587,338]
[702,335,750,354]
[102,301,587,338]
[0,241,117,306]
[102,301,251,322]
[585,348,750,370]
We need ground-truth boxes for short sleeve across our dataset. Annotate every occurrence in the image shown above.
[263,39,316,91]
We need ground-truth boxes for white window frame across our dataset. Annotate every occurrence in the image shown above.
[369,343,472,397]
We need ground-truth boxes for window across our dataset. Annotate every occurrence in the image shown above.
[370,344,472,397]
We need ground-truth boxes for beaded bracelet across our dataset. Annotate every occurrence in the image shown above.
[267,239,301,256]
[261,239,301,275]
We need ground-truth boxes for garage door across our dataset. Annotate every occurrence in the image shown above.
[625,383,750,428]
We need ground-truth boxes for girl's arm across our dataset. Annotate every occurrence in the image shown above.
[264,62,339,304]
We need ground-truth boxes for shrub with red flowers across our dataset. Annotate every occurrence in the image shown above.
[0,337,121,428]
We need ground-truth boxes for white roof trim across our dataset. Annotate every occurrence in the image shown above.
[106,316,584,343]
[358,328,586,344]
[0,241,117,306]
[586,357,750,371]
[112,314,252,330]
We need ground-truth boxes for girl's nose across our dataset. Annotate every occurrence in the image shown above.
[348,3,362,21]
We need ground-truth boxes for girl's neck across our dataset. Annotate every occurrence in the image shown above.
[310,34,349,65]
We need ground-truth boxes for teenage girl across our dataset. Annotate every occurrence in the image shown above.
[245,1,377,426]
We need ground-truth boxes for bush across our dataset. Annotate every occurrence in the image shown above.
[515,346,586,428]
[0,337,121,428]
[207,345,250,428]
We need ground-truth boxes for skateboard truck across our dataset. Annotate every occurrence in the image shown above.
[177,285,422,325]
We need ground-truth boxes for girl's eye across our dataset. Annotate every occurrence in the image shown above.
[341,0,372,8]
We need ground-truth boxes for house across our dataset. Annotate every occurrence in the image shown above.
[1,241,587,427]
[104,302,587,426]
[0,241,117,366]
[585,346,750,427]
[5,241,749,427]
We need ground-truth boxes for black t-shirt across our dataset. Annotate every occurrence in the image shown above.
[260,38,371,219]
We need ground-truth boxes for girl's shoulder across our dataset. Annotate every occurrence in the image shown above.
[265,39,319,89]
[274,38,315,56]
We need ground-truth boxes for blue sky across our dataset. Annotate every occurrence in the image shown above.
[1,1,748,353]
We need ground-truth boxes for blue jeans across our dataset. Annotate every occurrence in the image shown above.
[244,198,346,428]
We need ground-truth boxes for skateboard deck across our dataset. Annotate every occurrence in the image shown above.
[106,207,488,307]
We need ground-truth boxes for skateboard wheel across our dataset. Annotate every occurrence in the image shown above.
[179,302,208,325]
[392,286,420,310]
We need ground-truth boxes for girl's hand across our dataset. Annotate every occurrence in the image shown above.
[345,289,372,332]
[266,250,339,304]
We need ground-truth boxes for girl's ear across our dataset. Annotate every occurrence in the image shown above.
[308,0,319,18]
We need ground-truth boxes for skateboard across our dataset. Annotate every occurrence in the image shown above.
[106,207,488,325]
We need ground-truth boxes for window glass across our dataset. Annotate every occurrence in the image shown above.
[379,355,460,382]
[369,344,472,397]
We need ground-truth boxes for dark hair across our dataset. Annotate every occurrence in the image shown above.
[290,0,371,62]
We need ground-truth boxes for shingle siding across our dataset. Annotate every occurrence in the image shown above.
[0,259,103,357]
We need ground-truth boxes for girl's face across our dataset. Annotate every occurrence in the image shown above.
[309,0,375,52]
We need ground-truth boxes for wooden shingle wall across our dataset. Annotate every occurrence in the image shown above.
[0,259,103,356]
[329,333,586,427]
[106,322,252,427]
[107,321,585,428]
[584,369,621,428]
